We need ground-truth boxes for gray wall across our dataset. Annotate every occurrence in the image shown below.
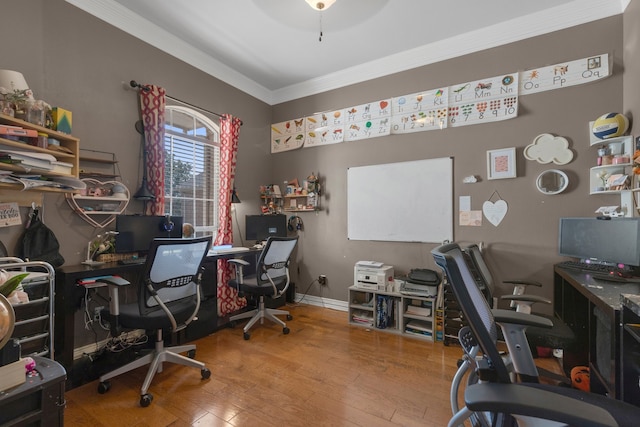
[1,1,636,320]
[271,16,627,308]
[0,0,271,262]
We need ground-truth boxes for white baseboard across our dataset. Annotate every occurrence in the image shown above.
[293,293,348,311]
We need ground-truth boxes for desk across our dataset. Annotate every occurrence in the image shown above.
[54,248,262,386]
[553,266,640,399]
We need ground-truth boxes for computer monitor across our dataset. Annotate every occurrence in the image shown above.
[114,215,183,254]
[245,214,287,242]
[558,217,640,268]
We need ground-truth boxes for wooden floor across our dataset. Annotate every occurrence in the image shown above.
[63,303,555,427]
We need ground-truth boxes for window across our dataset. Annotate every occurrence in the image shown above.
[163,104,220,238]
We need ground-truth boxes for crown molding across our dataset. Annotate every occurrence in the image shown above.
[67,0,626,106]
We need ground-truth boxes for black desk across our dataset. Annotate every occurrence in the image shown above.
[553,266,640,399]
[54,248,262,386]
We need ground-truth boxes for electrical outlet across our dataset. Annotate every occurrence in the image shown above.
[318,275,327,286]
[94,306,104,321]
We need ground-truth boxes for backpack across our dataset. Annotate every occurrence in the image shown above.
[17,212,65,267]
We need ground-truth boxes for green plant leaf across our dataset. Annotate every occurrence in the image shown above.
[0,273,29,297]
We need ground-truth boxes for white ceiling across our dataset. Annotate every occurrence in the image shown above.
[66,0,628,105]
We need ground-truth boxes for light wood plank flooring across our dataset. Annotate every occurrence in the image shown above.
[63,303,555,426]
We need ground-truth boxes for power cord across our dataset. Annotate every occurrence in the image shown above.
[293,278,319,304]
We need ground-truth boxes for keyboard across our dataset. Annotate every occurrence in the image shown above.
[118,257,146,265]
[558,261,636,281]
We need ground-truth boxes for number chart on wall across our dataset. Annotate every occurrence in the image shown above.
[347,157,453,243]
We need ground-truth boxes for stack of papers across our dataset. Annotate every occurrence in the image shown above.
[208,246,250,255]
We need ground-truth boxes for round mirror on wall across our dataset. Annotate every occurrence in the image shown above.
[536,169,569,195]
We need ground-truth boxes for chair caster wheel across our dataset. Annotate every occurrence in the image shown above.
[286,314,293,321]
[283,327,290,334]
[201,367,211,379]
[140,393,153,407]
[187,349,196,359]
[97,381,111,394]
[243,332,251,340]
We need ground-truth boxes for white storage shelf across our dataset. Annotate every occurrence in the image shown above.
[348,286,435,342]
[588,130,634,195]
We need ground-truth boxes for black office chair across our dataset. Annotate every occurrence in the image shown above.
[97,237,212,407]
[432,242,640,427]
[464,244,574,359]
[228,236,298,340]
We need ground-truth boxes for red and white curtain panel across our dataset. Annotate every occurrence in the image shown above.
[215,114,244,316]
[139,84,166,216]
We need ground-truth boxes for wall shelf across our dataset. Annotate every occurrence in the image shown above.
[0,113,79,193]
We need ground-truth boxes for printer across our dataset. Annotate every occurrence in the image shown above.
[354,261,394,291]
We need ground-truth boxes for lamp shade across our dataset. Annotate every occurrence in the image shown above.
[0,70,29,94]
[231,188,241,204]
[305,0,336,10]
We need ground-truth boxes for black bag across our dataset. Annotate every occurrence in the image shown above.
[17,213,65,267]
[407,268,440,285]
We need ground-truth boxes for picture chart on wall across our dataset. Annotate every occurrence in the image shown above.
[270,53,610,153]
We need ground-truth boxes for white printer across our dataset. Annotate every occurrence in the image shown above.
[354,261,394,291]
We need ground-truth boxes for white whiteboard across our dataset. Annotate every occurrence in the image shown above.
[347,157,453,243]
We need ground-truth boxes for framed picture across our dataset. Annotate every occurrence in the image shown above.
[487,147,516,180]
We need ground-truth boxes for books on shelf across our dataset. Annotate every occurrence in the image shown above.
[352,312,374,325]
[405,319,432,335]
[405,305,432,317]
[1,150,56,170]
[0,124,38,138]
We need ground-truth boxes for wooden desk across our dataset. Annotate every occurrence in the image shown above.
[553,266,640,399]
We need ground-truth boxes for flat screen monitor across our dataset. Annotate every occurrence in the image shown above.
[558,217,640,267]
[245,214,287,242]
[114,215,183,254]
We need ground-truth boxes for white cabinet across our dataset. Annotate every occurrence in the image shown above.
[589,122,633,195]
[348,286,435,341]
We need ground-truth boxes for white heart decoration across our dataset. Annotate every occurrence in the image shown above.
[482,200,508,227]
[65,179,130,228]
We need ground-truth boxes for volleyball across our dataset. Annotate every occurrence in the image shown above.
[592,113,629,140]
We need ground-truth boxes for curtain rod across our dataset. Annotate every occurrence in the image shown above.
[129,80,242,125]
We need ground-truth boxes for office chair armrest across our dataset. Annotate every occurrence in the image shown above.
[492,309,553,329]
[500,294,551,314]
[228,259,250,267]
[96,275,131,336]
[503,279,542,287]
[464,383,617,427]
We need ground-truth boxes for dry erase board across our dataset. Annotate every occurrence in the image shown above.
[347,157,453,242]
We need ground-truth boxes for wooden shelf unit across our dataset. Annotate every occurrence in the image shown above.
[0,113,79,193]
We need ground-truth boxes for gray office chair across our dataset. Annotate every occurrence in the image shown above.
[228,236,298,340]
[464,244,574,358]
[432,242,640,427]
[97,237,211,407]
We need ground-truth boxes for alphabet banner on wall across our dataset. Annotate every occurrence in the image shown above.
[448,73,519,128]
[271,53,610,151]
[271,119,305,153]
[343,99,391,142]
[347,157,453,243]
[518,53,610,95]
[303,109,345,148]
[390,88,449,134]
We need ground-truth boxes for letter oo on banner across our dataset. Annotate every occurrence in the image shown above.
[482,190,508,227]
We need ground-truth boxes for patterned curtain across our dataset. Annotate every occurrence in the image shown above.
[215,114,244,316]
[139,85,166,215]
